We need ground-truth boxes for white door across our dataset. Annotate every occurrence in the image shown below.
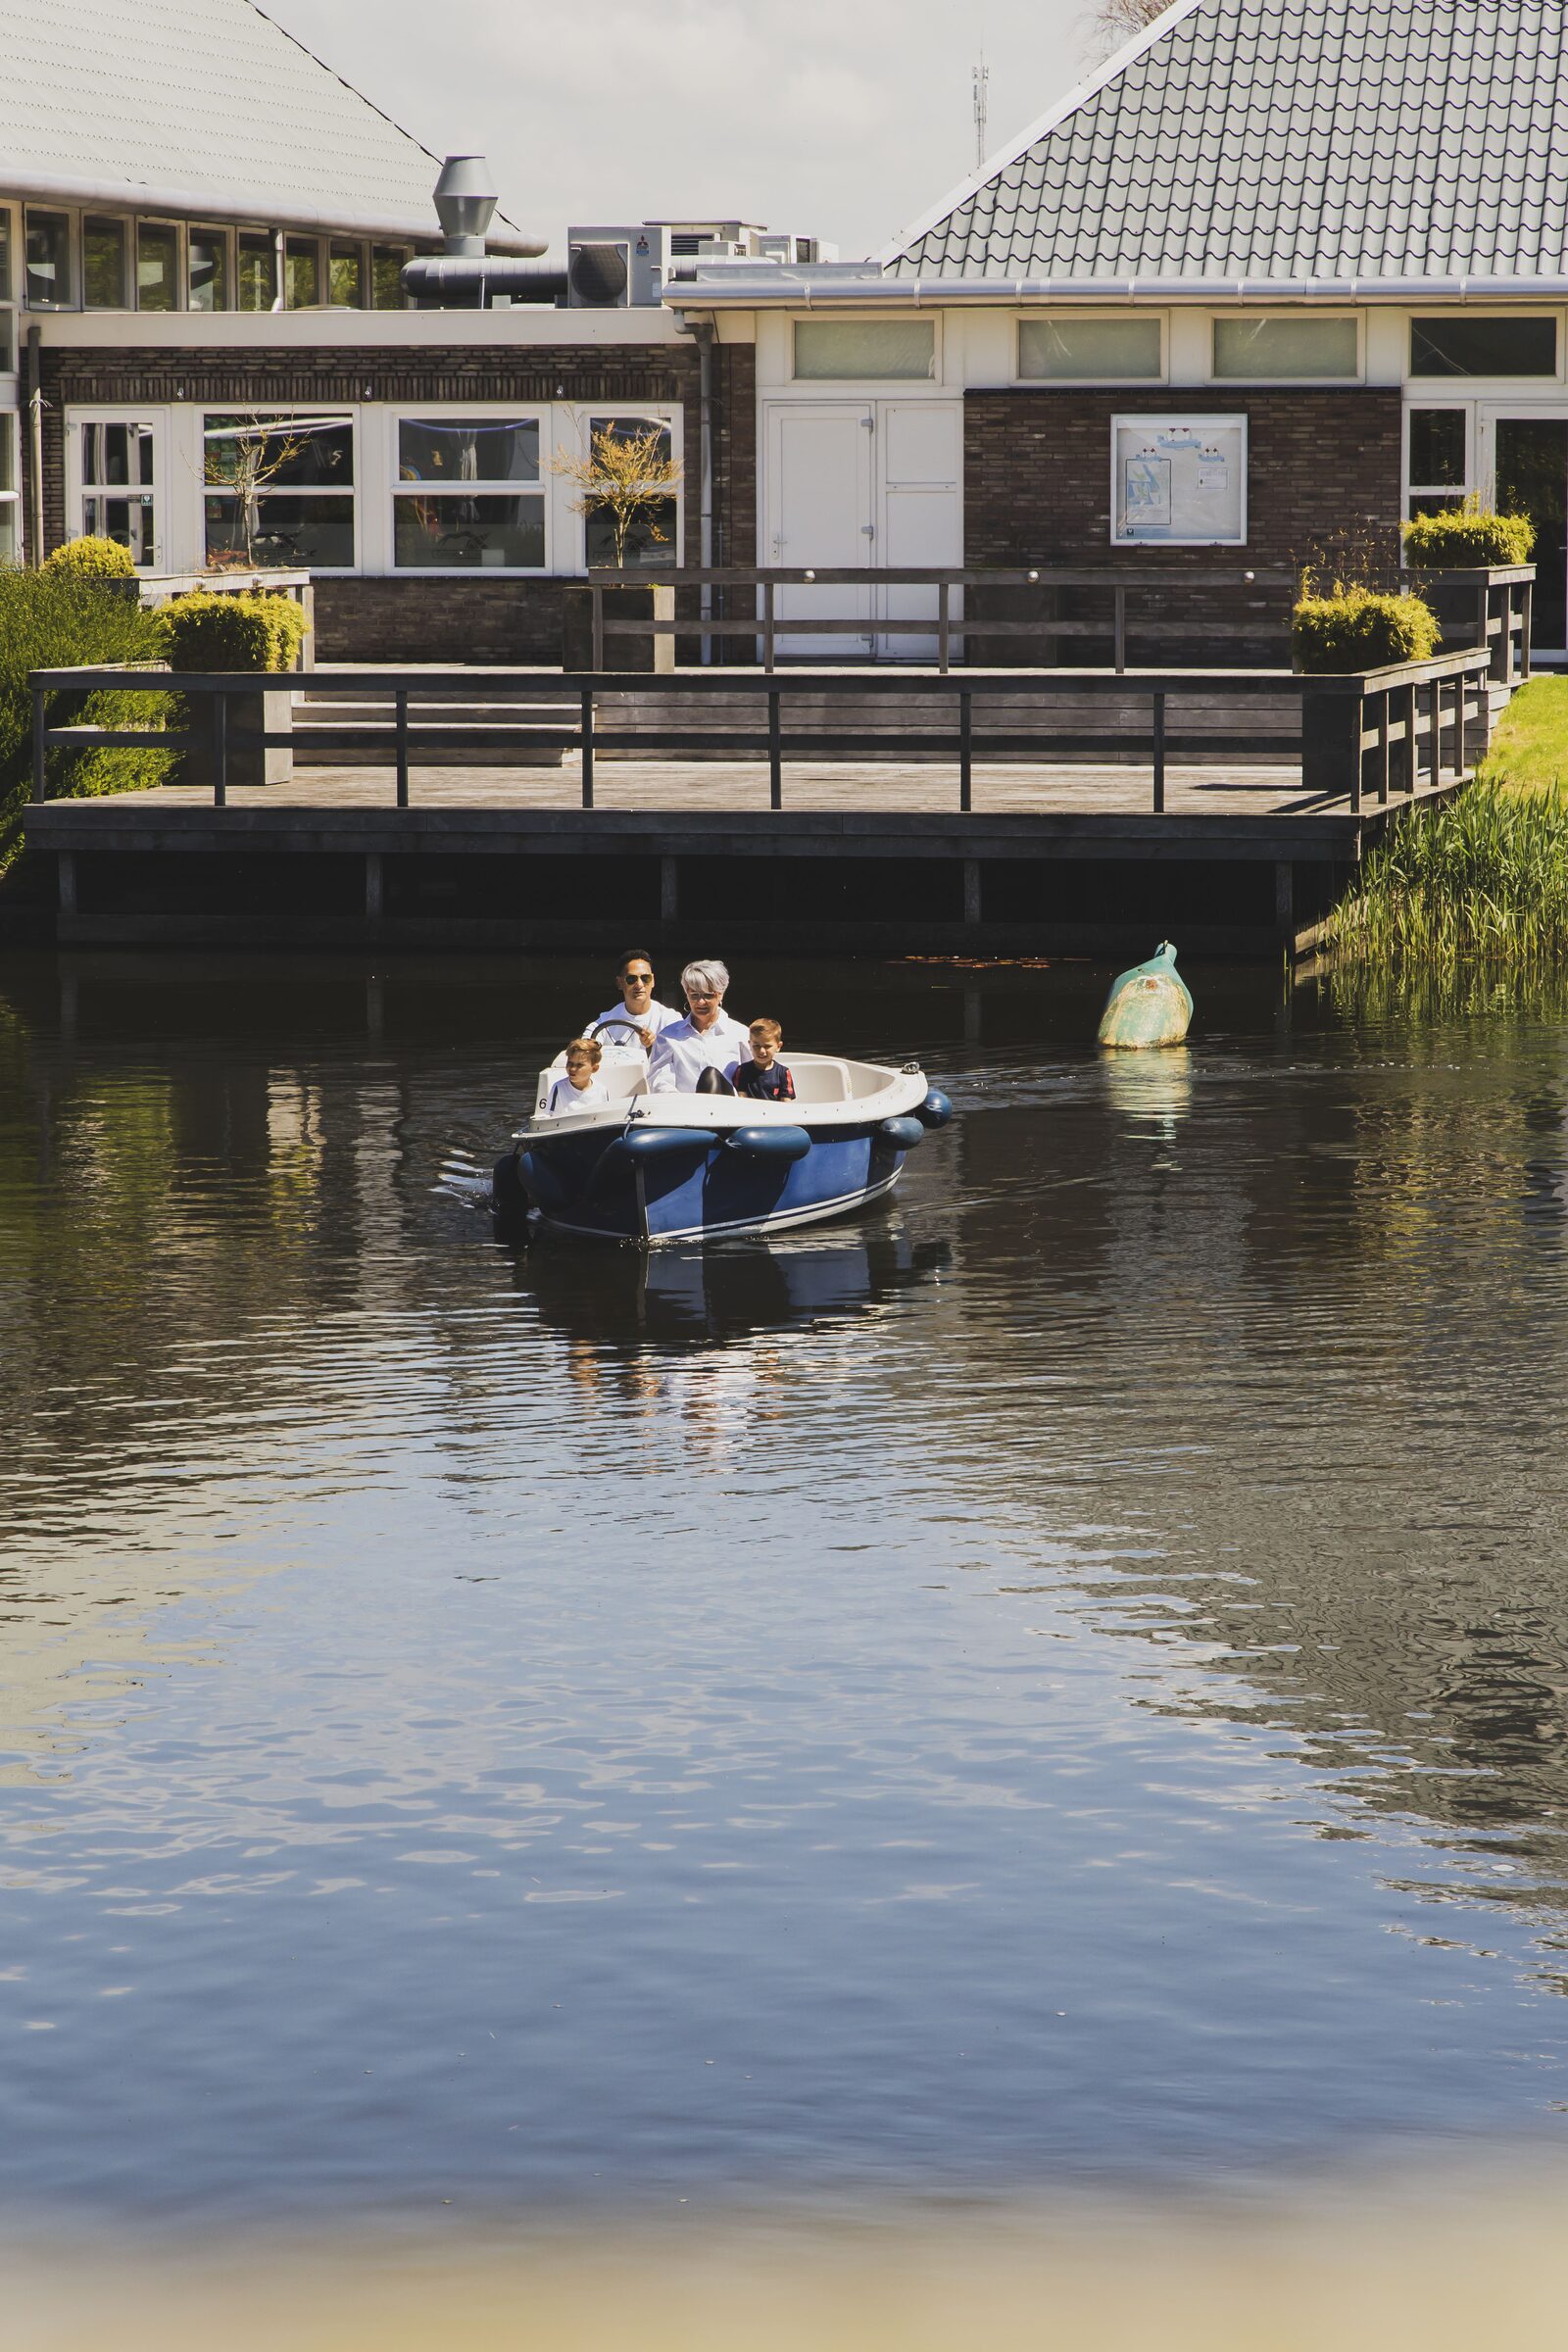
[877,401,962,659]
[66,413,169,569]
[764,402,874,656]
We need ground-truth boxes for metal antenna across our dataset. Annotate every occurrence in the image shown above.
[973,50,990,169]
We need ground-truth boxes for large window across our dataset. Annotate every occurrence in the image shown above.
[1410,316,1557,377]
[793,318,936,380]
[394,416,545,568]
[1111,414,1247,545]
[329,242,365,307]
[285,238,320,308]
[581,415,678,569]
[204,412,355,569]
[1018,316,1161,380]
[371,246,409,308]
[83,218,127,309]
[24,210,73,307]
[137,222,179,312]
[1406,408,1469,518]
[79,419,159,565]
[1212,315,1358,378]
[188,228,229,312]
[238,234,277,312]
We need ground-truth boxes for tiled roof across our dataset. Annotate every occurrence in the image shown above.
[887,0,1568,281]
[1,0,529,245]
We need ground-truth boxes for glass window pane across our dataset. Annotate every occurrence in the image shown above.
[588,416,674,465]
[398,417,540,483]
[189,229,229,312]
[1408,409,1466,487]
[83,218,126,309]
[137,223,178,312]
[205,492,355,568]
[0,417,14,493]
[793,318,936,379]
[585,497,677,569]
[0,312,14,373]
[0,212,11,303]
[393,493,545,568]
[204,414,354,489]
[25,211,73,306]
[285,238,319,307]
[1408,493,1467,519]
[0,505,17,565]
[1018,317,1161,379]
[1212,316,1358,377]
[238,234,277,312]
[1410,316,1557,377]
[83,489,155,564]
[328,243,365,307]
[81,421,154,488]
[371,246,408,308]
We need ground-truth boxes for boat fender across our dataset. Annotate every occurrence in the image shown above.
[877,1115,926,1150]
[915,1089,953,1129]
[723,1125,811,1161]
[614,1125,714,1161]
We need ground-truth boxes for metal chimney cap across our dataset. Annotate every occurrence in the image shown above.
[434,155,498,255]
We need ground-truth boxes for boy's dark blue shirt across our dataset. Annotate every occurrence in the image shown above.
[734,1058,795,1101]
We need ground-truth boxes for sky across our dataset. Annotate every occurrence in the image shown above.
[272,0,1099,260]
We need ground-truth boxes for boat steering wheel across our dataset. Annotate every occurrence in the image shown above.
[592,1017,649,1049]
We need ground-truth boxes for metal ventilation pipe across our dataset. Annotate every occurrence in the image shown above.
[404,155,563,303]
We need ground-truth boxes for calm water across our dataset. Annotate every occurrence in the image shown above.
[2,949,1567,2233]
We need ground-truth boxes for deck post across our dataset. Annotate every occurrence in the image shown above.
[394,689,410,809]
[1113,588,1127,675]
[1521,580,1534,680]
[1152,691,1165,813]
[364,852,383,919]
[762,579,776,674]
[768,690,782,811]
[1405,683,1418,794]
[591,584,604,672]
[938,581,951,675]
[57,850,76,915]
[1377,691,1390,806]
[1274,859,1294,938]
[963,858,982,926]
[31,685,48,804]
[660,856,678,924]
[211,691,228,808]
[958,689,972,814]
[580,688,594,809]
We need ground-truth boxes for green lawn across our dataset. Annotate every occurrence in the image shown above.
[1476,674,1568,793]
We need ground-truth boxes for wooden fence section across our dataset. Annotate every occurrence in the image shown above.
[30,650,1495,821]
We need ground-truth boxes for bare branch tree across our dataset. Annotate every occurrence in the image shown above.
[1079,0,1171,64]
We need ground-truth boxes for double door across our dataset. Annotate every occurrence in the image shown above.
[762,400,961,659]
[1490,412,1568,653]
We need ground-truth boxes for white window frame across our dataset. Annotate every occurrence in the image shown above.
[0,410,21,564]
[389,405,552,576]
[186,223,233,316]
[133,217,185,315]
[1016,311,1166,384]
[570,406,685,574]
[65,407,169,569]
[201,405,360,575]
[1110,412,1249,548]
[23,203,79,311]
[1403,402,1473,519]
[790,313,943,386]
[1208,312,1362,384]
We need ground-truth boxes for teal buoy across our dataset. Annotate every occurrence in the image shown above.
[1097,940,1193,1050]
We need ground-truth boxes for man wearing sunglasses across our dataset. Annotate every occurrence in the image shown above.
[589,950,682,1057]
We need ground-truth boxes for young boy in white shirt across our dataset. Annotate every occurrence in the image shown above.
[545,1037,611,1115]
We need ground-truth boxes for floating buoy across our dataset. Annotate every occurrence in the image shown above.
[1097,940,1193,1050]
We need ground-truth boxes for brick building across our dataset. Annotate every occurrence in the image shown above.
[9,0,1568,662]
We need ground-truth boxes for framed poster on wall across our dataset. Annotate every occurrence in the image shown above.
[1111,415,1247,545]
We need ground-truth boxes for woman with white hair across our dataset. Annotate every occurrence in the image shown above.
[647,958,752,1094]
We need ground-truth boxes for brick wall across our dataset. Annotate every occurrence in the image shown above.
[963,385,1404,661]
[32,335,761,662]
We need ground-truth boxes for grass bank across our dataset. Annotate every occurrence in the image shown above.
[1326,677,1568,962]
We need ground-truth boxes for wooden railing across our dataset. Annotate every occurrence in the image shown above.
[1400,564,1533,689]
[588,564,1298,674]
[30,648,1494,820]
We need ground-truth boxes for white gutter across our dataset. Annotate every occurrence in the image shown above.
[664,271,1568,309]
[6,170,546,256]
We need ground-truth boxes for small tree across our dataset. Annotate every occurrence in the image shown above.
[552,424,684,570]
[203,414,310,567]
[1081,0,1170,60]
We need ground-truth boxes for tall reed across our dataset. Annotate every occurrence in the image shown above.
[1326,779,1568,963]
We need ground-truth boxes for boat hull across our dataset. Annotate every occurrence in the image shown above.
[521,1120,913,1245]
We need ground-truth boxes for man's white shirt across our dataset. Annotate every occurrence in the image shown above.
[588,998,681,1050]
[648,1011,751,1093]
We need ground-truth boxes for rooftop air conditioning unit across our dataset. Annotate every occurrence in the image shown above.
[566,224,669,307]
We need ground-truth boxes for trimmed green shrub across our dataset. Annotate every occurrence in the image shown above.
[0,568,172,871]
[159,591,310,672]
[1402,505,1536,567]
[42,533,140,580]
[1294,586,1441,673]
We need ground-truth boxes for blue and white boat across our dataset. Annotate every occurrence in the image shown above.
[494,1044,951,1246]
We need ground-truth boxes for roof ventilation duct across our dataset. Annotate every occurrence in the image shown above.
[404,156,564,305]
[433,155,498,257]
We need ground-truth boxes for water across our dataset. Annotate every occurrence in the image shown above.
[2,949,1567,2236]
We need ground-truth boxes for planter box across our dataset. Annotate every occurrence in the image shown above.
[181,685,293,789]
[1401,563,1535,685]
[562,582,675,672]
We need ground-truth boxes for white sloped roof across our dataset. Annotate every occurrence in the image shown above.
[2,0,537,249]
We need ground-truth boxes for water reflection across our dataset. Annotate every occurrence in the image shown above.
[5,949,1568,2222]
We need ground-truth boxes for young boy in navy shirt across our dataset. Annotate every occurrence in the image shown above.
[733,1018,795,1101]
